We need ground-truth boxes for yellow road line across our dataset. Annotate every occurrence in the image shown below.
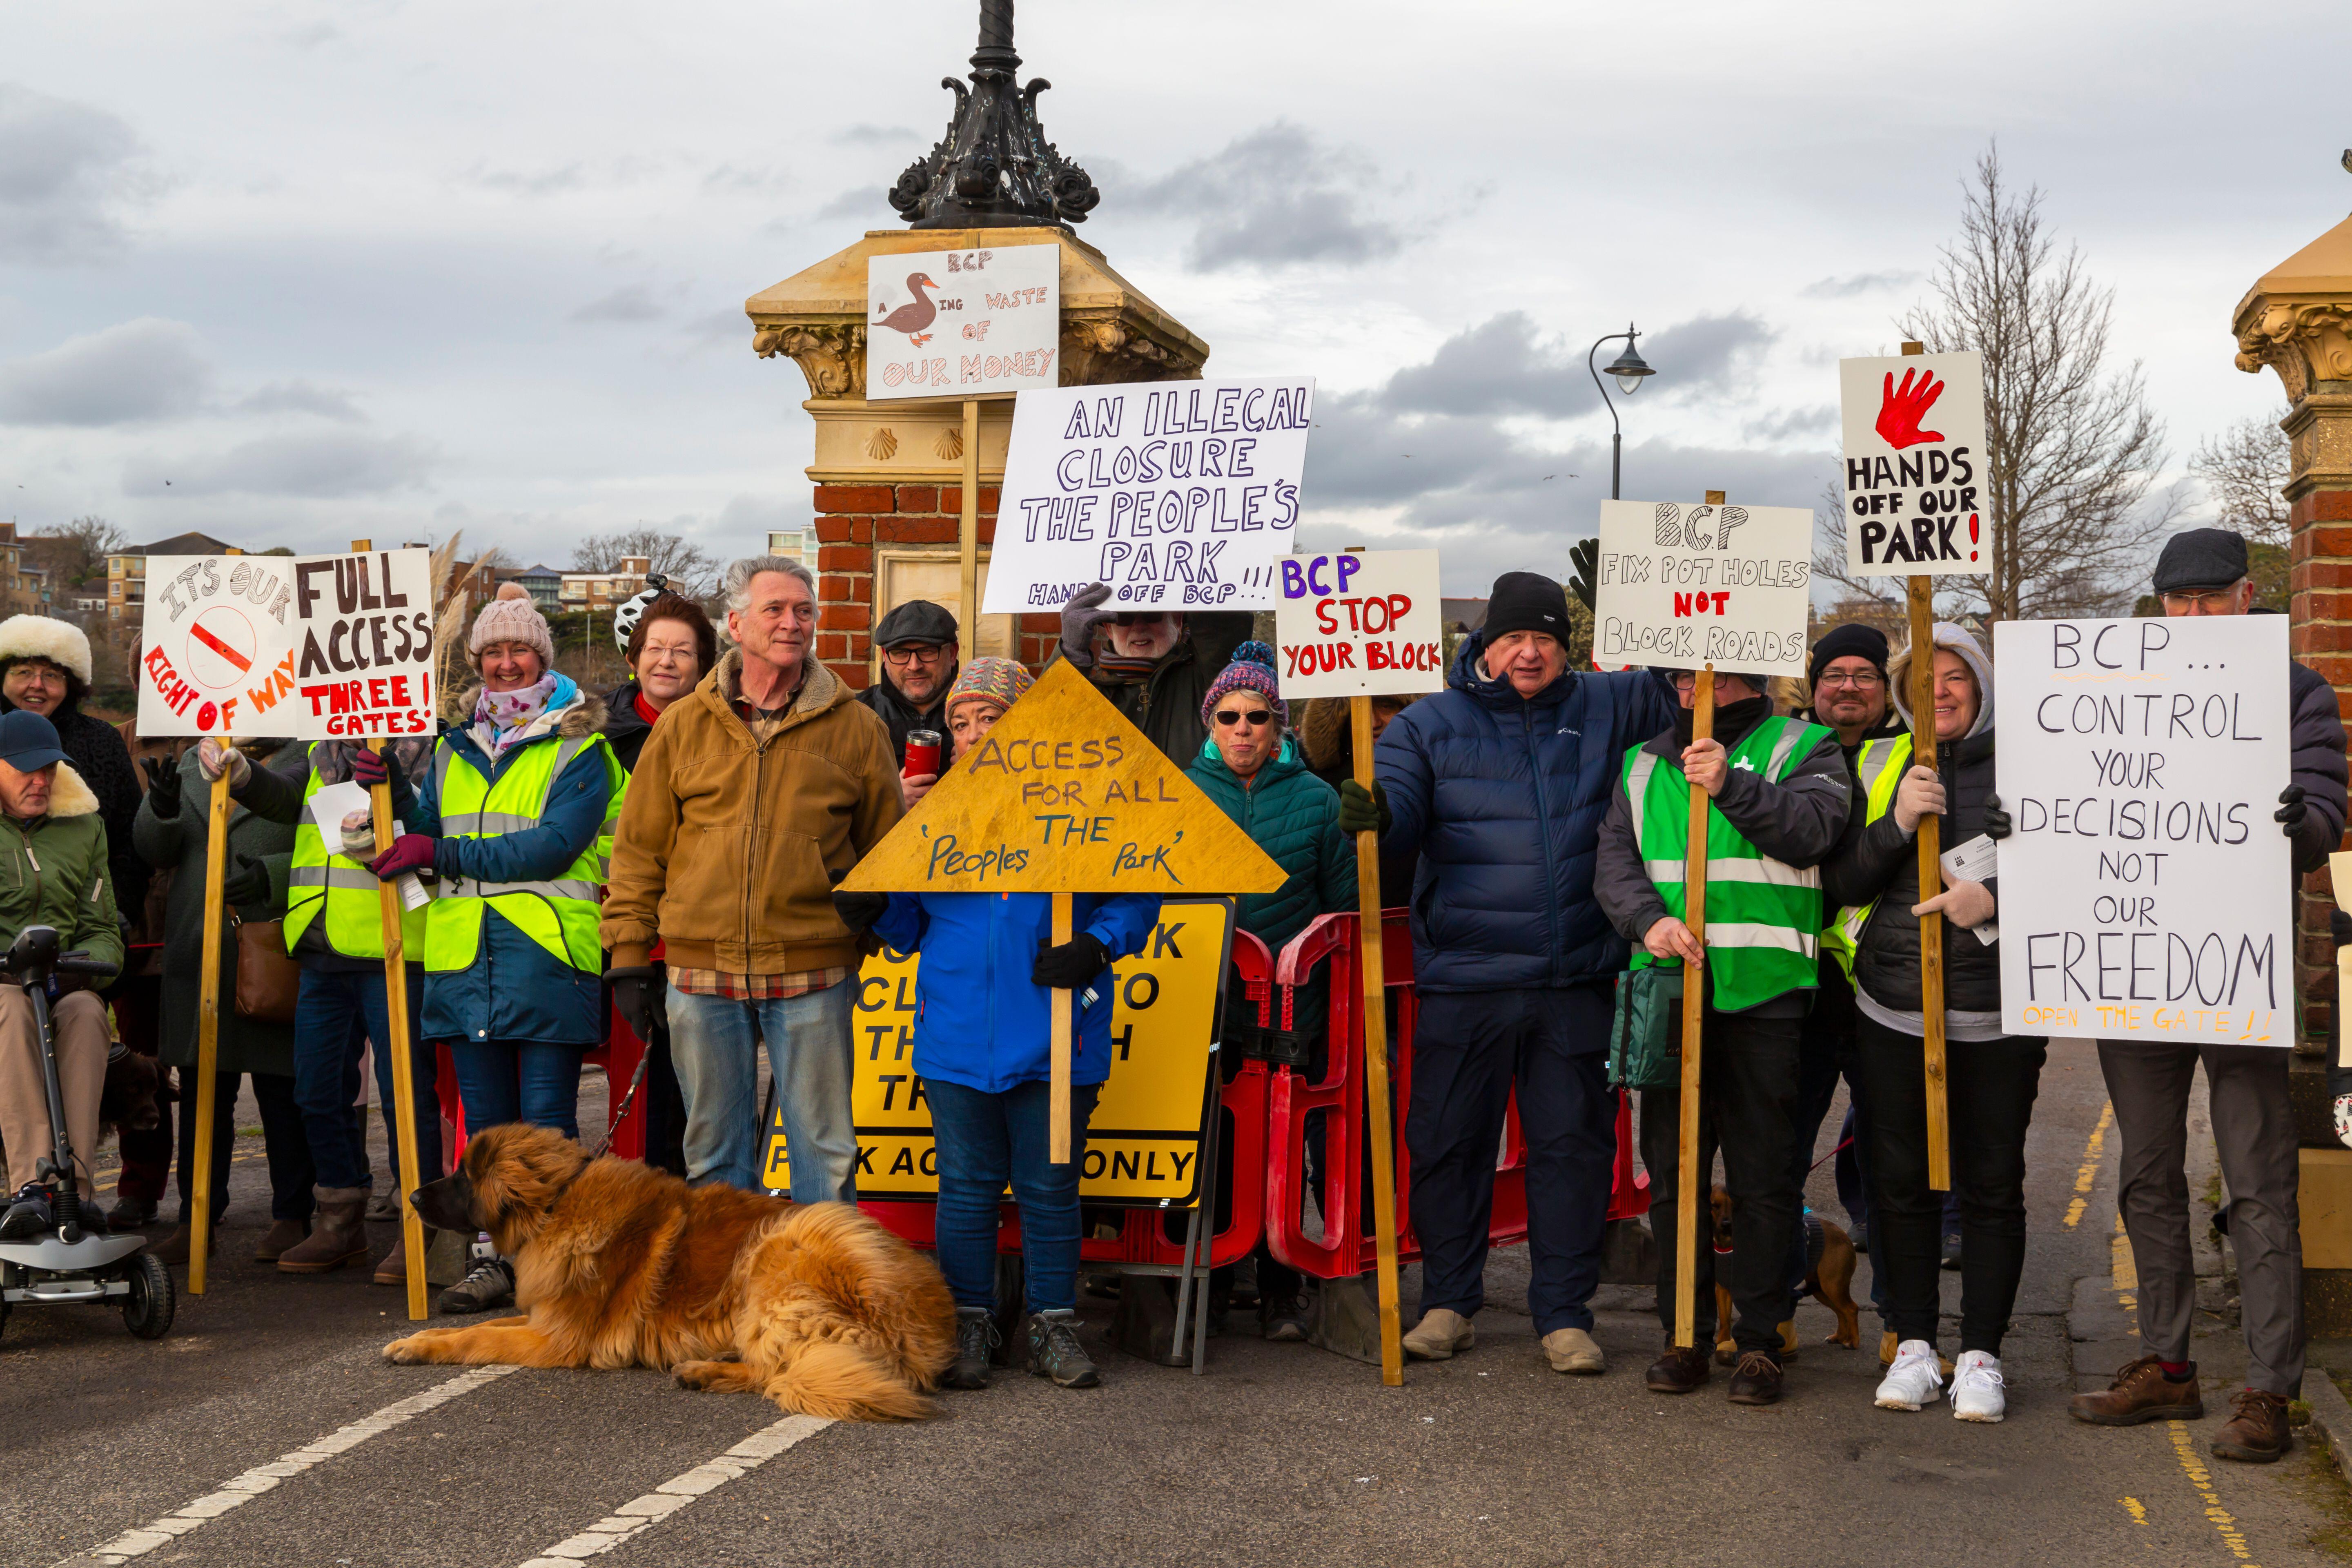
[2165,1420,2263,1565]
[2064,1100,2114,1228]
[2119,1496,2148,1526]
[2113,1213,2137,1312]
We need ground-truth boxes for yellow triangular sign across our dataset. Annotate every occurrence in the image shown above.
[842,659,1287,895]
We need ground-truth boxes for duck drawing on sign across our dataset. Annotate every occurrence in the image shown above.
[874,272,942,347]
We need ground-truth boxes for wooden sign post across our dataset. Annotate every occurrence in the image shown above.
[1672,489,1726,1350]
[1895,345,1951,1192]
[959,398,981,671]
[1350,698,1407,1387]
[186,765,232,1294]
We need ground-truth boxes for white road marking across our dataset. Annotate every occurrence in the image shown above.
[512,1414,835,1566]
[60,1365,516,1566]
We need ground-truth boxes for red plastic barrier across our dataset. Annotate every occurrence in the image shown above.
[1264,910,1648,1281]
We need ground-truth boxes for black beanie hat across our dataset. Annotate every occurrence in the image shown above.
[1482,571,1572,646]
[1807,622,1890,686]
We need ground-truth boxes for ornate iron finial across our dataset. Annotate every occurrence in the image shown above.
[888,0,1100,231]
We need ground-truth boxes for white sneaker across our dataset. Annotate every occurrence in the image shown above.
[1949,1350,2006,1422]
[1874,1339,1945,1410]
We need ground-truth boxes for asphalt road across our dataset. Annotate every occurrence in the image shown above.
[6,1041,2348,1568]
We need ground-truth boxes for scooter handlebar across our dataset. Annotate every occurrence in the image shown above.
[56,952,118,981]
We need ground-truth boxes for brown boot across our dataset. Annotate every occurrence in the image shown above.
[277,1187,369,1273]
[2212,1388,2291,1463]
[1647,1337,1711,1394]
[373,1230,435,1286]
[2069,1354,2204,1425]
[150,1222,219,1267]
[254,1216,310,1263]
[1728,1350,1786,1406]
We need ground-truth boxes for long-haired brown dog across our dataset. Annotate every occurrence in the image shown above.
[382,1125,957,1421]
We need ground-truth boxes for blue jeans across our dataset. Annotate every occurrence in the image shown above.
[445,1040,584,1140]
[667,981,854,1198]
[292,966,441,1193]
[927,1077,1100,1314]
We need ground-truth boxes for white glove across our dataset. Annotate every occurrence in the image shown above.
[2336,1093,2352,1151]
[1913,876,1996,930]
[1892,765,1945,833]
[339,808,380,862]
[195,737,250,789]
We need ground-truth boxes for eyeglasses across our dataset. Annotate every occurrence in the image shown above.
[1670,673,1755,695]
[1214,708,1275,729]
[882,644,949,666]
[2159,589,2238,613]
[1815,672,1884,690]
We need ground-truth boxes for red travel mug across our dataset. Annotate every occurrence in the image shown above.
[904,729,942,778]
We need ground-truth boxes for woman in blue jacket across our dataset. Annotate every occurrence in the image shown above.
[836,659,1158,1392]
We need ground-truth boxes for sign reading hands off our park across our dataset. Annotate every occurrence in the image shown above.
[1273,550,1446,697]
[865,242,1059,401]
[979,379,1316,615]
[1592,501,1814,675]
[1994,615,2291,1046]
[838,659,1287,897]
[136,549,435,740]
[1839,351,1989,577]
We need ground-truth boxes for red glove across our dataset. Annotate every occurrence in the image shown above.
[349,747,392,788]
[368,835,440,882]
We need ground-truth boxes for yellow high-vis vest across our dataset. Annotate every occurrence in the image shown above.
[285,751,428,960]
[1824,732,1915,981]
[423,732,623,978]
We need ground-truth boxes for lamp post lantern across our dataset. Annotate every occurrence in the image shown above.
[1587,323,1656,501]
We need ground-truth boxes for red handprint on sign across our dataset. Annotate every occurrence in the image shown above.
[1875,367,1946,449]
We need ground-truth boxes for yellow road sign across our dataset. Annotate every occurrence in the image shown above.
[837,659,1286,895]
[762,897,1234,1205]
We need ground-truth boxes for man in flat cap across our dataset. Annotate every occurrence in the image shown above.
[855,598,960,769]
[2054,528,2347,1462]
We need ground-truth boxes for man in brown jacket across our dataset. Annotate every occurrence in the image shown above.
[601,557,903,1197]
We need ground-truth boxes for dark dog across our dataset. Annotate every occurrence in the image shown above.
[1708,1185,1862,1365]
[98,1047,160,1141]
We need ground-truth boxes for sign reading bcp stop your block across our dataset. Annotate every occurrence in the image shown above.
[136,550,435,740]
[1272,550,1446,698]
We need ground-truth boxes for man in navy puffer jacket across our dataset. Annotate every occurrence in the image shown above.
[1340,571,1675,1373]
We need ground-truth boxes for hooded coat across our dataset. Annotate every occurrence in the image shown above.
[1373,632,1678,994]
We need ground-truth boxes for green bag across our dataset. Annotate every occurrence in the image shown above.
[1608,964,1684,1089]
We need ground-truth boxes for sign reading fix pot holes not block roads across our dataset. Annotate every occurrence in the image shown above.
[1593,500,1813,675]
[979,379,1317,615]
[1273,550,1446,698]
[1993,614,2291,1045]
[1838,350,1989,577]
[136,550,435,739]
[866,243,1059,401]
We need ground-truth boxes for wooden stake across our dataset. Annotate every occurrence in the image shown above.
[958,399,981,669]
[187,765,231,1294]
[1895,345,1951,1193]
[1351,693,1405,1386]
[1673,662,1714,1350]
[1049,893,1073,1163]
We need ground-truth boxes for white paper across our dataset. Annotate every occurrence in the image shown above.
[1940,833,2000,947]
[865,243,1059,401]
[1592,500,1814,675]
[307,778,429,911]
[980,379,1316,614]
[1272,551,1446,699]
[1993,615,2292,1046]
[1838,352,1989,579]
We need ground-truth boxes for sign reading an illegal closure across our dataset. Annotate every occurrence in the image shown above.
[979,378,1316,614]
[137,549,436,740]
[1273,550,1445,697]
[865,242,1059,401]
[1838,351,1988,577]
[1592,500,1814,675]
[1993,615,2291,1045]
[761,899,1233,1205]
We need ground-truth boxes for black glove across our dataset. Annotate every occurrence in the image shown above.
[1058,582,1115,670]
[219,853,272,906]
[1032,932,1111,990]
[2277,784,2307,839]
[606,965,664,1042]
[141,756,180,820]
[349,746,392,789]
[1337,778,1389,837]
[832,889,889,936]
[1982,793,2012,841]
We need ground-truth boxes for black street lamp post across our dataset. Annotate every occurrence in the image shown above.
[1586,324,1657,500]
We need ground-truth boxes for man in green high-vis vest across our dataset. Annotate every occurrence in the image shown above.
[1595,667,1850,1407]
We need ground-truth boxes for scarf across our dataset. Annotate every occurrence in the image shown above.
[472,673,561,761]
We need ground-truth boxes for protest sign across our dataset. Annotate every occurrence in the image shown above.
[1838,351,1988,577]
[866,242,1059,401]
[761,899,1233,1205]
[137,549,435,739]
[1592,499,1814,675]
[1994,615,2292,1045]
[1272,550,1444,697]
[978,378,1316,614]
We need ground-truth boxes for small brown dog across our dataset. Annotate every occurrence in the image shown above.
[1708,1185,1861,1365]
[99,1047,161,1141]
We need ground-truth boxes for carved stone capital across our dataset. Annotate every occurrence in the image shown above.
[753,321,867,400]
[2234,300,2352,406]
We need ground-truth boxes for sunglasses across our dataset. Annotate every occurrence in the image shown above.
[1110,612,1174,628]
[1214,708,1275,729]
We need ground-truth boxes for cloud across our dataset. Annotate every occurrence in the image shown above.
[570,284,668,324]
[1741,403,1837,442]
[816,185,883,221]
[236,380,365,421]
[1800,271,1921,299]
[0,317,211,425]
[124,430,435,498]
[0,83,159,263]
[832,124,920,146]
[1129,121,1403,272]
[703,163,792,195]
[1640,312,1776,398]
[1379,313,1599,419]
[460,160,586,196]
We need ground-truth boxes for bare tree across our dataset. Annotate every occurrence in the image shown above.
[1816,147,2178,622]
[572,527,719,595]
[2191,412,2292,548]
[25,514,127,590]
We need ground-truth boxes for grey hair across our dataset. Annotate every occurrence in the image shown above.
[723,556,817,615]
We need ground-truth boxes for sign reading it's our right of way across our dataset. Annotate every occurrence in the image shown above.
[1993,614,2290,1045]
[1838,350,1988,577]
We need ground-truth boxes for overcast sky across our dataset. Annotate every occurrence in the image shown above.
[1,1,2343,593]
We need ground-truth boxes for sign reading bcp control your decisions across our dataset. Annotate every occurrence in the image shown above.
[1273,550,1445,697]
[136,550,435,739]
[1593,500,1813,674]
[1839,351,1988,577]
[865,242,1059,400]
[979,379,1316,614]
[1993,615,2290,1045]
